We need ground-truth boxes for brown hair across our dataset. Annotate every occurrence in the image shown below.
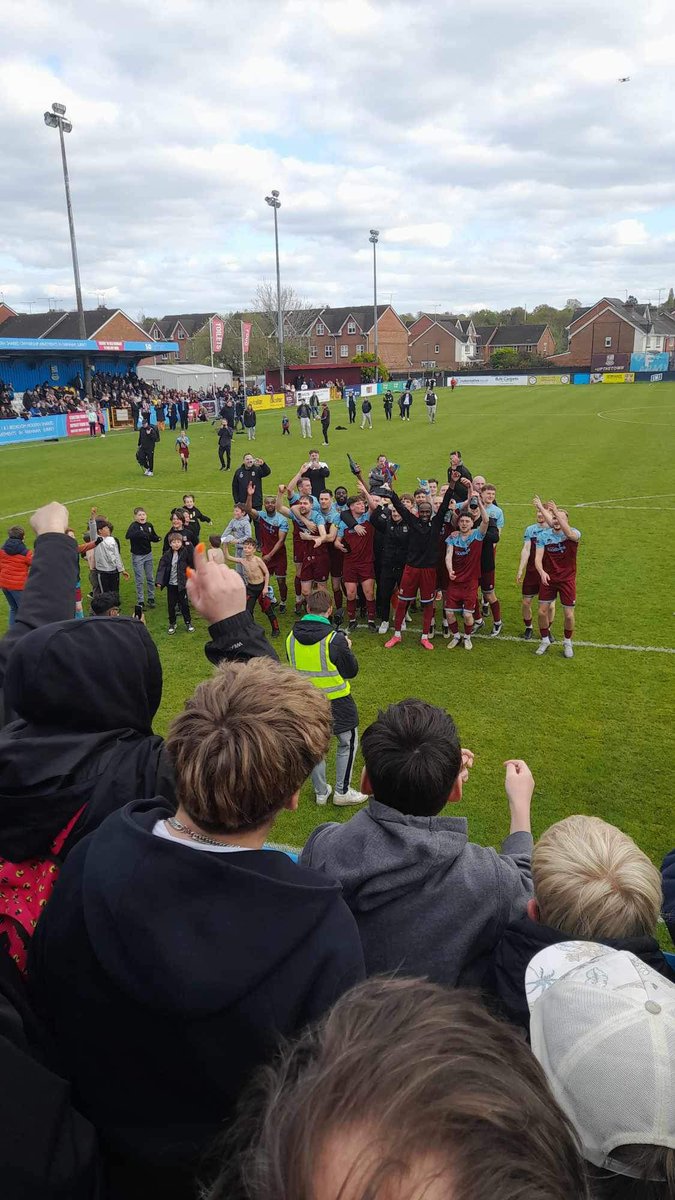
[208,534,221,549]
[202,978,590,1200]
[7,525,25,541]
[165,659,331,834]
[306,588,332,615]
[532,815,663,939]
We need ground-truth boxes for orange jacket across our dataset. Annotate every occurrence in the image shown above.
[0,542,33,590]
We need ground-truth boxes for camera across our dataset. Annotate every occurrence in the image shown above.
[133,603,145,621]
[469,497,479,509]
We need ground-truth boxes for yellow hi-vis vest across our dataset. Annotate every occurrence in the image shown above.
[286,630,351,699]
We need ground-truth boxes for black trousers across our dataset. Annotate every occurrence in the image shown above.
[321,424,329,444]
[384,405,392,420]
[348,406,356,423]
[167,585,191,626]
[218,446,231,469]
[179,411,189,431]
[376,563,404,621]
[98,570,120,594]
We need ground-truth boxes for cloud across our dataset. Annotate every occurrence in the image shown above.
[0,0,674,318]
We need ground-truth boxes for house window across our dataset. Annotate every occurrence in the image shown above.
[340,344,349,358]
[434,344,440,353]
[316,322,324,335]
[325,344,333,358]
[176,327,186,339]
[347,321,356,334]
[604,336,612,348]
[309,345,317,359]
[356,343,364,354]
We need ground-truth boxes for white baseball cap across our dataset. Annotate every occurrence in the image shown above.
[526,941,675,1179]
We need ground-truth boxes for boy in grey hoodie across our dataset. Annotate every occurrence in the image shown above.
[301,698,534,988]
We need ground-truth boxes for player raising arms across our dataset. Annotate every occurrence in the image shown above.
[276,486,329,611]
[244,483,289,613]
[515,504,554,640]
[444,496,489,651]
[533,497,581,659]
[333,495,377,632]
[385,485,453,651]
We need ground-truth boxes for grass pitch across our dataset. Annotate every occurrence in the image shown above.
[0,383,673,925]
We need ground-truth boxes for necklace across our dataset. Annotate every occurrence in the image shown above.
[166,816,229,847]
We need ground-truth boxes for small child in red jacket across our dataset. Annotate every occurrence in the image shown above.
[0,525,32,626]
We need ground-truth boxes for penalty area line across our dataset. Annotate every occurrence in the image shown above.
[0,488,136,521]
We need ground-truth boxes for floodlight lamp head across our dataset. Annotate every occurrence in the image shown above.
[62,120,73,133]
[369,229,380,244]
[52,102,67,115]
[44,112,59,127]
[265,192,281,208]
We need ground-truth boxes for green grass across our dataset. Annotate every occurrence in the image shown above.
[1,384,673,946]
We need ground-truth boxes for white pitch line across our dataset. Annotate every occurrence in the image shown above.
[576,493,675,507]
[0,488,135,521]
[355,626,675,654]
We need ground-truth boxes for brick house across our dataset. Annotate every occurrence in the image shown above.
[298,305,409,371]
[549,298,675,369]
[482,323,555,361]
[144,313,218,362]
[0,306,156,345]
[408,314,479,371]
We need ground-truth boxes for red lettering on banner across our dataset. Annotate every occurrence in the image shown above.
[66,412,92,436]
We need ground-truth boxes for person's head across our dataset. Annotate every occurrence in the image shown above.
[297,496,313,517]
[7,525,25,542]
[439,483,449,498]
[220,419,228,428]
[551,507,568,532]
[170,511,184,531]
[309,449,320,463]
[298,478,313,497]
[168,533,183,553]
[183,494,194,507]
[377,454,387,468]
[242,537,257,558]
[481,484,496,505]
[233,503,245,520]
[361,699,463,815]
[243,453,254,468]
[165,658,331,835]
[133,507,147,524]
[319,489,333,511]
[417,497,433,523]
[457,511,474,534]
[473,474,486,492]
[98,522,112,539]
[90,591,120,617]
[208,534,221,549]
[428,478,438,496]
[204,978,590,1200]
[334,486,348,506]
[451,450,463,467]
[413,488,427,503]
[530,815,663,940]
[263,494,277,515]
[400,492,415,512]
[348,496,365,517]
[306,587,332,618]
[180,510,191,527]
[527,944,675,1196]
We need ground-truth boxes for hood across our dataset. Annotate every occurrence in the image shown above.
[496,914,675,983]
[289,617,333,646]
[305,800,469,911]
[81,800,346,1015]
[4,616,162,733]
[1,538,28,556]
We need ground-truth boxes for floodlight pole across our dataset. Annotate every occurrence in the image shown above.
[265,190,285,388]
[369,230,379,384]
[44,102,91,397]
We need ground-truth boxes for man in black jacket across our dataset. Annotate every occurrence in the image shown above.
[217,420,233,470]
[364,490,411,633]
[232,453,271,509]
[384,487,452,650]
[491,814,675,1033]
[445,450,473,503]
[136,420,159,476]
[29,647,364,1200]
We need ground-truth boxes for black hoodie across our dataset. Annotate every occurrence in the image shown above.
[0,616,171,861]
[29,799,364,1199]
[491,913,675,1034]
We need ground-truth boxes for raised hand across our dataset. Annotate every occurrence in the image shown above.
[186,543,246,624]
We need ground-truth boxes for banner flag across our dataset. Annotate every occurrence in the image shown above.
[241,321,252,354]
[210,316,224,354]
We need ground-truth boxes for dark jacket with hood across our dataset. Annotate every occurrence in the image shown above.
[29,799,365,1200]
[492,913,675,1034]
[287,614,358,734]
[301,799,533,987]
[663,849,675,944]
[155,543,193,591]
[231,460,271,508]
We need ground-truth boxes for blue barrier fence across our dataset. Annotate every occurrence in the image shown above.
[0,415,68,445]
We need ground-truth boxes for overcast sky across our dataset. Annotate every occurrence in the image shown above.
[1,0,674,319]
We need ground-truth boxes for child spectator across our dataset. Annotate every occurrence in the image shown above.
[220,503,252,577]
[162,509,197,553]
[125,507,160,609]
[301,698,534,986]
[207,534,225,565]
[281,413,290,436]
[493,815,675,1031]
[88,509,129,594]
[243,404,257,440]
[155,532,195,634]
[0,525,32,626]
[224,537,279,637]
[526,943,675,1197]
[287,587,365,805]
[90,591,121,617]
[182,494,211,540]
[204,978,590,1200]
[175,432,190,471]
[29,658,364,1199]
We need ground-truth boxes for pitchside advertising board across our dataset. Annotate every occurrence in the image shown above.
[249,393,286,412]
[296,388,331,406]
[446,374,570,387]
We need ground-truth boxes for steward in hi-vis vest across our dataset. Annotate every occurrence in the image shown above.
[286,591,365,806]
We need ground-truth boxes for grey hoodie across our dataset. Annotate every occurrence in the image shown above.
[301,799,533,988]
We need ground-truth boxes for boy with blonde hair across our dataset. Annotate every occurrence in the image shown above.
[493,814,674,1029]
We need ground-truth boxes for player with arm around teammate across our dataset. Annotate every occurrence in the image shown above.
[533,498,581,659]
[444,497,489,651]
[245,483,289,613]
[515,504,554,641]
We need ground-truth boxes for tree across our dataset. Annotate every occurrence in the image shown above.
[351,352,390,382]
[489,348,519,370]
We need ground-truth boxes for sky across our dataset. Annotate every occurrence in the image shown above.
[1,0,674,319]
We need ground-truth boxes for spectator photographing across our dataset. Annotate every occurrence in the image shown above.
[203,977,590,1200]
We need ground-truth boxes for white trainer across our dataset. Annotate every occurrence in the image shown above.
[536,637,552,655]
[563,640,574,658]
[464,636,473,651]
[448,633,462,649]
[333,788,368,806]
[378,621,389,635]
[315,785,332,805]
